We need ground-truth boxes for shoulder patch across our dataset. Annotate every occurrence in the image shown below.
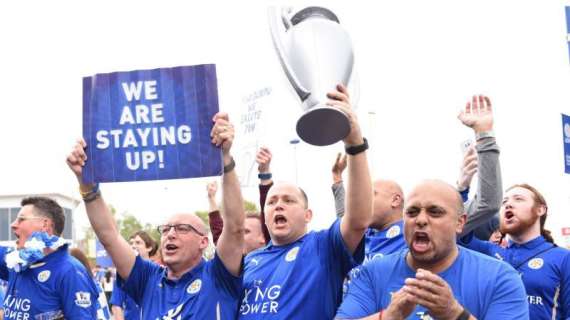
[74,291,92,308]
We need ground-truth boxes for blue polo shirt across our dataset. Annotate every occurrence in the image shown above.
[239,219,364,319]
[110,280,140,320]
[364,220,406,262]
[119,253,241,319]
[0,245,99,319]
[337,247,528,319]
[460,234,570,319]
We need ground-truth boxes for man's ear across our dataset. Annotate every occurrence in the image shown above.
[456,213,467,234]
[304,209,313,224]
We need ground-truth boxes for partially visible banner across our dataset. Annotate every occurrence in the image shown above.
[95,239,113,268]
[82,64,221,183]
[566,7,570,61]
[562,114,570,174]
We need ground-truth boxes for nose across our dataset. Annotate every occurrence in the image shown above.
[414,210,428,228]
[10,219,19,230]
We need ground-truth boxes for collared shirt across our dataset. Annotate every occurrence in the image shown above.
[238,219,364,320]
[119,254,242,319]
[0,245,99,319]
[110,280,139,320]
[460,234,570,319]
[337,248,529,319]
[364,220,406,262]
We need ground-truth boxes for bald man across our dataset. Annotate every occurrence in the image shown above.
[66,112,245,319]
[337,180,528,320]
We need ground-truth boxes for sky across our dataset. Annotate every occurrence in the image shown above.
[0,1,569,245]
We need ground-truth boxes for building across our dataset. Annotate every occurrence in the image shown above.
[0,193,80,247]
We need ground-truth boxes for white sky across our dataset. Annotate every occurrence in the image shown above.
[0,1,569,244]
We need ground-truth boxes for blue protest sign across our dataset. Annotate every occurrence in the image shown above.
[95,239,113,268]
[563,113,570,174]
[82,64,222,183]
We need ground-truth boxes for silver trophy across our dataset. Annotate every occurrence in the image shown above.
[268,6,357,146]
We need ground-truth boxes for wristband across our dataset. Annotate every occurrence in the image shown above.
[223,157,236,173]
[81,184,101,203]
[258,172,272,180]
[475,130,494,141]
[345,137,368,156]
[456,307,471,320]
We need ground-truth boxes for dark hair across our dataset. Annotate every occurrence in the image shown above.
[21,197,65,236]
[70,248,92,274]
[129,230,158,257]
[506,183,554,244]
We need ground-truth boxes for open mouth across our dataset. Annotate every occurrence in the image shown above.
[164,243,178,254]
[412,232,431,253]
[503,210,515,222]
[274,214,287,226]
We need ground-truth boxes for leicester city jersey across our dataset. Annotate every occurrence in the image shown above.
[119,253,242,319]
[239,219,364,319]
[110,279,140,320]
[364,220,406,262]
[337,247,529,319]
[460,234,570,319]
[0,245,99,319]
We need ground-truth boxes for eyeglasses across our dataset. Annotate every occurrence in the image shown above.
[156,224,205,236]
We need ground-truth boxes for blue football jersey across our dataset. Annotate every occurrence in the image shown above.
[119,254,242,319]
[0,245,99,319]
[239,219,364,319]
[337,248,529,319]
[460,234,570,319]
[110,279,140,320]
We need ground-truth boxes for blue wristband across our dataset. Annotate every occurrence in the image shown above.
[258,173,272,180]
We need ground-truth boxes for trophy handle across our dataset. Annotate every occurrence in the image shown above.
[268,6,311,102]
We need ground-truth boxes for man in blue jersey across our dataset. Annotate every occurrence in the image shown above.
[460,183,570,319]
[238,84,373,320]
[0,196,99,319]
[336,179,529,319]
[66,112,245,319]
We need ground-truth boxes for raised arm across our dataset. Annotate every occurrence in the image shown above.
[206,181,223,245]
[458,95,502,236]
[256,147,273,243]
[211,113,245,276]
[328,84,373,254]
[66,139,135,280]
[331,152,347,218]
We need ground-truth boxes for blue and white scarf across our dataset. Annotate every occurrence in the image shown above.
[5,232,69,272]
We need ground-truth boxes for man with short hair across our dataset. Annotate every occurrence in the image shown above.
[238,84,373,319]
[66,112,245,319]
[336,180,528,319]
[0,196,99,319]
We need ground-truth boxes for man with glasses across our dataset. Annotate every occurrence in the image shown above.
[66,112,245,319]
[0,197,99,319]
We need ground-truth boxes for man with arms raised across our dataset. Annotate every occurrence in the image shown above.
[66,112,245,319]
[238,84,373,319]
[336,180,528,319]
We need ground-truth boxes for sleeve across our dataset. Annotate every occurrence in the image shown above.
[118,255,160,305]
[324,219,365,278]
[209,253,243,299]
[60,266,99,318]
[461,138,502,236]
[208,210,224,245]
[0,247,8,280]
[458,232,500,257]
[109,279,125,307]
[459,187,470,203]
[335,263,379,318]
[259,182,272,243]
[332,182,346,218]
[559,252,570,319]
[483,264,529,319]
